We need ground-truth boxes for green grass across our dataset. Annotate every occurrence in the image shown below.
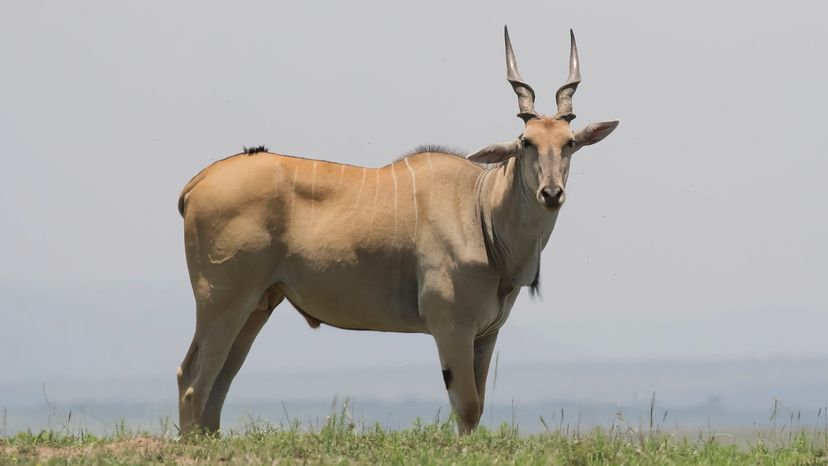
[3,411,828,465]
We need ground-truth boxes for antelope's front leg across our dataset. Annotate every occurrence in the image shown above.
[432,330,481,434]
[473,331,499,417]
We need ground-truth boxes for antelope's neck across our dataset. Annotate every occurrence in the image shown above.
[477,157,558,293]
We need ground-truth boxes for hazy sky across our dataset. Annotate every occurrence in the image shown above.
[1,1,827,390]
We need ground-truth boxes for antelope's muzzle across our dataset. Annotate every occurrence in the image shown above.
[539,186,566,209]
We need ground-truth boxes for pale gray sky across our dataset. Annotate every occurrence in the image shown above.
[1,1,827,392]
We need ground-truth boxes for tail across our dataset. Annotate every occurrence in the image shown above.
[178,152,244,216]
[177,169,210,217]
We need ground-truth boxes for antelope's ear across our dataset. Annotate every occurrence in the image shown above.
[574,120,619,147]
[467,139,521,163]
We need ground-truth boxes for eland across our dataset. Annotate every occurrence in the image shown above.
[176,27,618,435]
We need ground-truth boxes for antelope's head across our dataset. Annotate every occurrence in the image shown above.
[469,27,619,210]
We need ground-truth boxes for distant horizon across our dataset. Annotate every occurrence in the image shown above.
[5,357,827,407]
[4,277,828,385]
[6,356,828,436]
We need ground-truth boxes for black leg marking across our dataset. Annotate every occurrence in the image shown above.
[442,369,452,389]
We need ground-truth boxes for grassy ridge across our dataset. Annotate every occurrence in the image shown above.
[2,413,827,465]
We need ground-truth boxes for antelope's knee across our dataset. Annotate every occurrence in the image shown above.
[455,399,482,428]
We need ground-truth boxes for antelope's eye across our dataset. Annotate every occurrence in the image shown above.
[567,139,577,148]
[522,138,534,148]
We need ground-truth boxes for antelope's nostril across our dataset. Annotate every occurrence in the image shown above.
[540,187,562,203]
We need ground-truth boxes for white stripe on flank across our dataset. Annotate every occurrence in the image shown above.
[391,163,398,245]
[310,161,317,222]
[337,164,345,190]
[404,158,418,242]
[290,166,298,224]
[426,153,434,208]
[355,167,367,207]
[370,169,380,225]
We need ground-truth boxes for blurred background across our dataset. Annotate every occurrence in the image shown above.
[1,1,826,435]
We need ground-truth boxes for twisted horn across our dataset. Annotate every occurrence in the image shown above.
[554,29,581,120]
[504,26,539,122]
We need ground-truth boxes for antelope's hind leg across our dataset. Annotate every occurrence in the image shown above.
[177,280,262,436]
[201,286,284,432]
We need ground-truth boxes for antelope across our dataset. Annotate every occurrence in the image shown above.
[176,27,618,435]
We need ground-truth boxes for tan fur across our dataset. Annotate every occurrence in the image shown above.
[177,151,535,433]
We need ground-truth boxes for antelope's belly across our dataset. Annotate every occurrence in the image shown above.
[276,259,426,333]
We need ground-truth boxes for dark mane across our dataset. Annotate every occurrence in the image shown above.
[243,145,269,155]
[402,144,513,170]
[399,144,467,160]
